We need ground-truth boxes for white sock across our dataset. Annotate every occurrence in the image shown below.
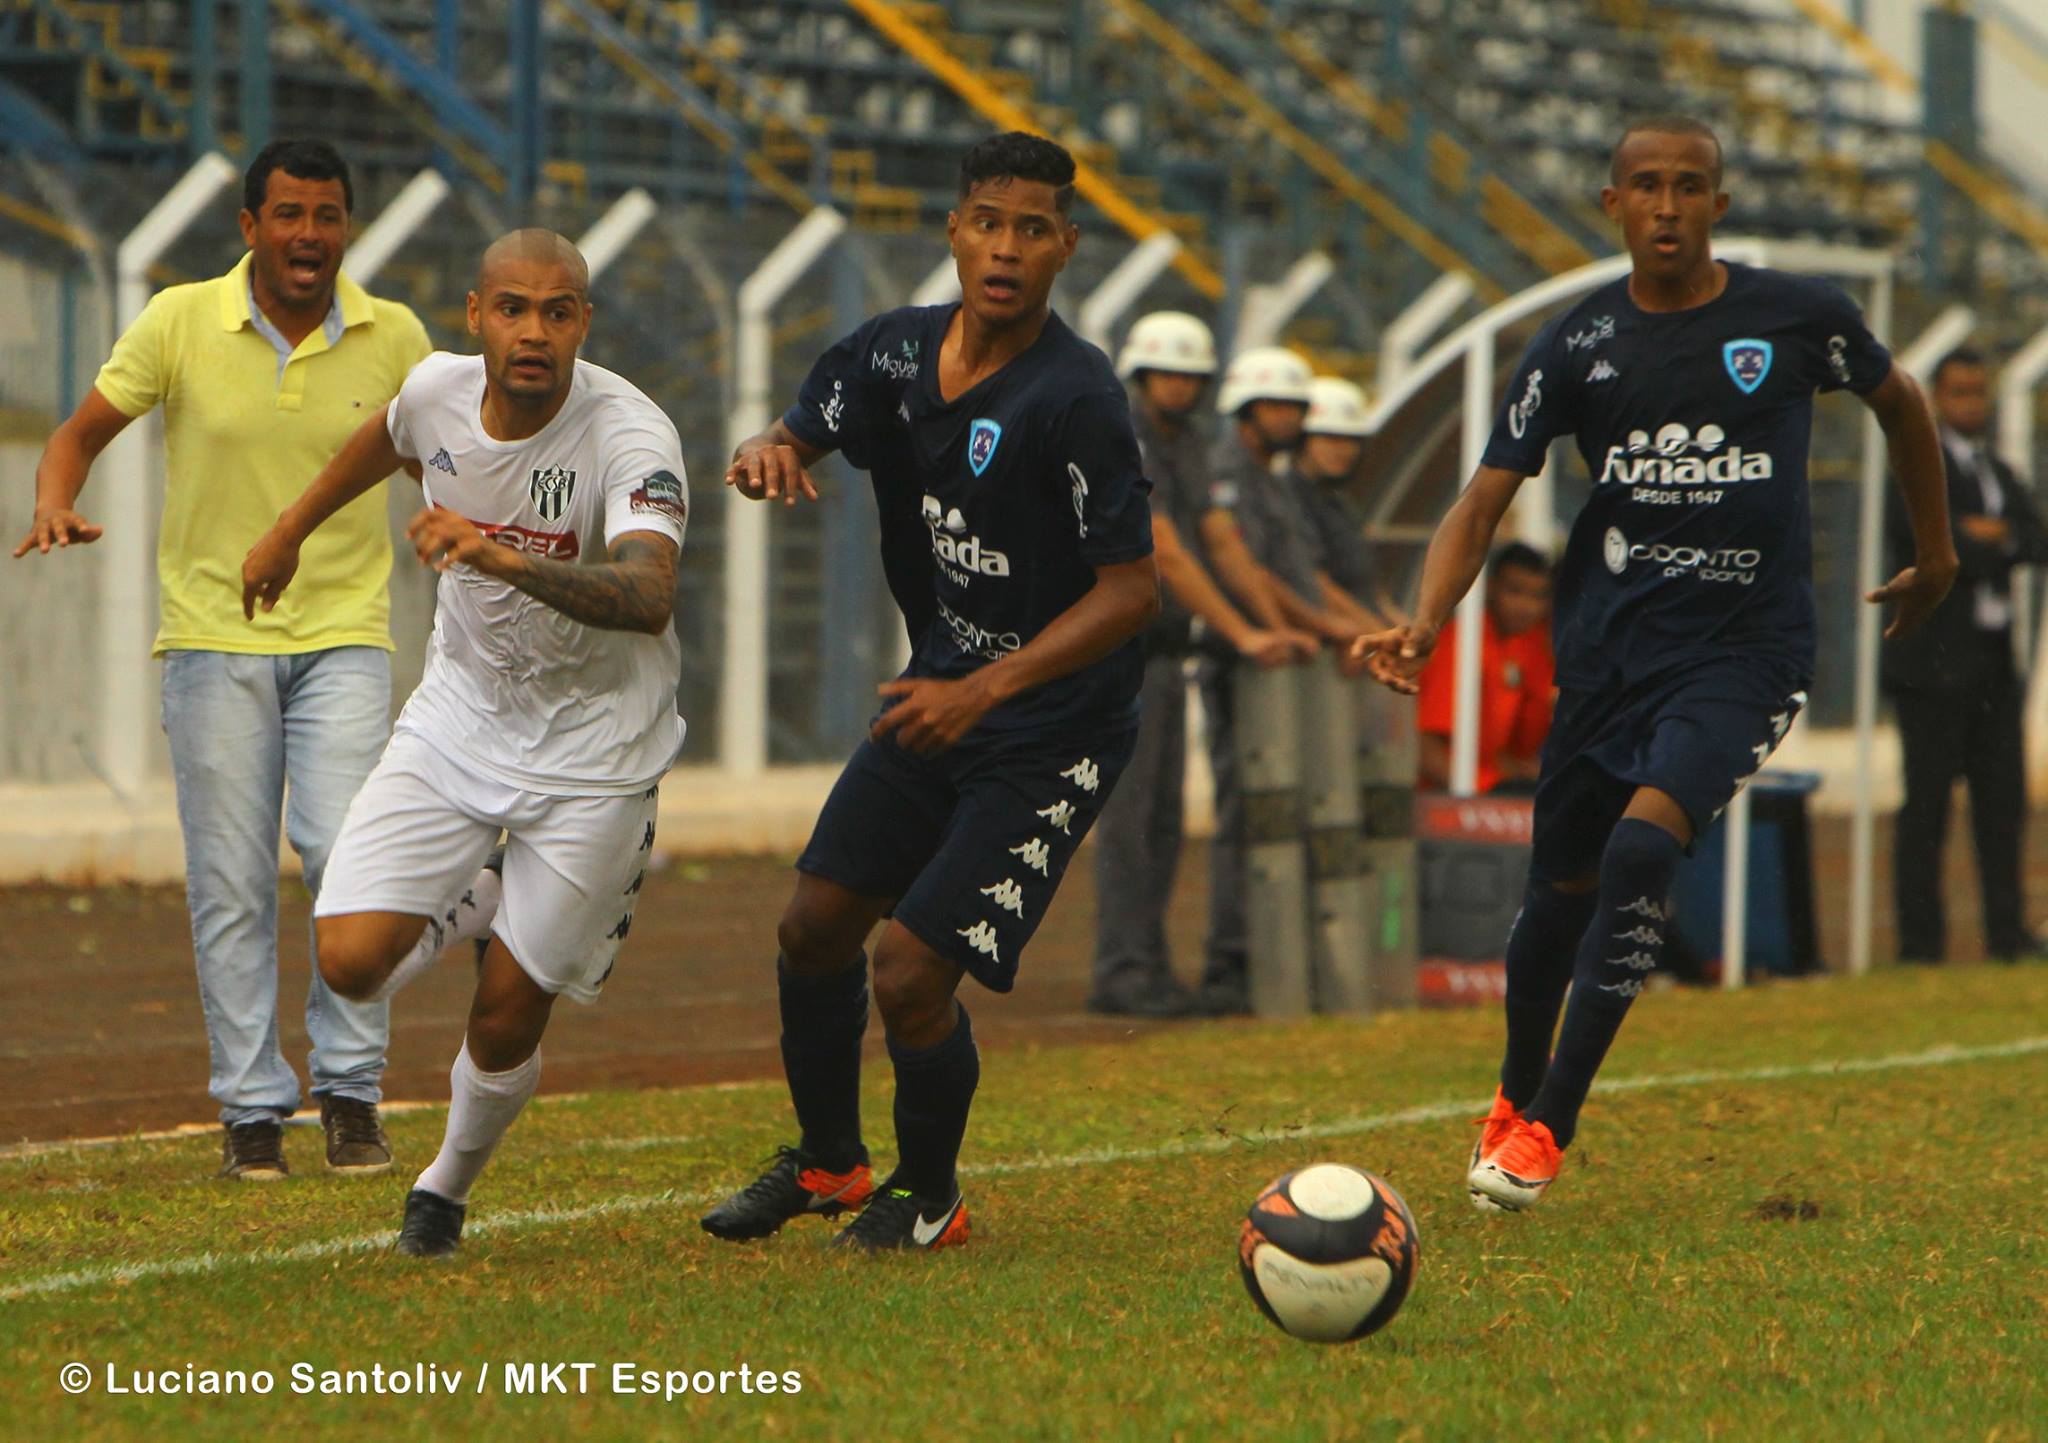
[370,866,503,1003]
[413,1041,540,1205]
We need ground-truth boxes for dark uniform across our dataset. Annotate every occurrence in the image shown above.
[1882,427,2048,960]
[1089,403,1207,1005]
[1196,437,1325,997]
[782,304,1154,991]
[1482,262,1892,882]
[1293,465,1373,601]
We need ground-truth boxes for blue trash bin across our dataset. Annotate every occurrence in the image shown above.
[1668,770,1823,982]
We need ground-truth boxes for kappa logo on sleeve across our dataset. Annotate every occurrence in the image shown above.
[628,469,688,525]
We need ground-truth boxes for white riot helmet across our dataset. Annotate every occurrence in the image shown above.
[1116,311,1218,380]
[1304,376,1372,437]
[1216,346,1314,415]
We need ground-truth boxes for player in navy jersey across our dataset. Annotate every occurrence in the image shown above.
[699,133,1159,1250]
[1355,115,1956,1212]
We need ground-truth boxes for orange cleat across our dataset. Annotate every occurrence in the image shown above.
[1466,1117,1562,1213]
[1468,1087,1523,1172]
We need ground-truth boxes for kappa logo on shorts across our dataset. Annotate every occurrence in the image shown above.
[1010,838,1052,876]
[1060,758,1100,794]
[981,878,1026,916]
[530,465,576,522]
[958,920,1002,962]
[1036,800,1077,835]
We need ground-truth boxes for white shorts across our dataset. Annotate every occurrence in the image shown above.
[315,729,661,1004]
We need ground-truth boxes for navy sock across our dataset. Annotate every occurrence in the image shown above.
[1526,819,1684,1148]
[888,1002,980,1202]
[778,953,870,1171]
[1499,881,1601,1109]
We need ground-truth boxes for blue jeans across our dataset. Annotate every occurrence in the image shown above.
[161,647,392,1126]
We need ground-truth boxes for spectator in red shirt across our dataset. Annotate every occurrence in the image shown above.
[1416,543,1555,792]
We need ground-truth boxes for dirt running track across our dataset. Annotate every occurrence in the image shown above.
[0,818,2033,1146]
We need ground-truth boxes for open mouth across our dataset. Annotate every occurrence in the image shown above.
[286,254,326,284]
[510,356,552,379]
[1651,234,1683,257]
[981,274,1022,303]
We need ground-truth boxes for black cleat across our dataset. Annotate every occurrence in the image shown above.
[396,1188,466,1257]
[832,1179,970,1252]
[699,1146,874,1241]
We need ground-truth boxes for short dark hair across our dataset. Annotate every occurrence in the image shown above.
[1931,346,1988,385]
[1610,115,1723,187]
[958,131,1077,215]
[243,139,353,217]
[1490,541,1550,577]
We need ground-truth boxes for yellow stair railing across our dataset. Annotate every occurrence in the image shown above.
[1220,0,1594,277]
[270,0,507,193]
[1096,0,1506,301]
[554,0,816,215]
[841,0,1225,300]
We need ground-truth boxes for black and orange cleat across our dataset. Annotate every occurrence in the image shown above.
[832,1181,969,1252]
[700,1146,874,1241]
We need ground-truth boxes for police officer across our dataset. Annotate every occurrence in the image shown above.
[1088,315,1313,1017]
[1196,348,1364,1013]
[1292,376,1390,622]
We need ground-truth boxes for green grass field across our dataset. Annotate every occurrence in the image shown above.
[3,964,2044,1442]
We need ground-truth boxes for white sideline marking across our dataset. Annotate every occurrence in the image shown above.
[2,1035,2041,1304]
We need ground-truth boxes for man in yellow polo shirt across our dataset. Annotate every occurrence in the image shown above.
[13,140,431,1181]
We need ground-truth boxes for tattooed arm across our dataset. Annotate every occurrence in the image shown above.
[404,506,679,635]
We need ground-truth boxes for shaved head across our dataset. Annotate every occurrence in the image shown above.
[478,228,589,297]
[1611,115,1723,187]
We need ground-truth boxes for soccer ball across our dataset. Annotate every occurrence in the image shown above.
[1238,1163,1418,1343]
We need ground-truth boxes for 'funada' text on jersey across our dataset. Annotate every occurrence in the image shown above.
[1483,262,1891,692]
[783,305,1154,733]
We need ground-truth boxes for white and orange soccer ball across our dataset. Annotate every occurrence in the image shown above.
[1238,1163,1419,1343]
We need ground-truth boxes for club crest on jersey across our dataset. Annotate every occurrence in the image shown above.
[529,465,575,522]
[968,418,1003,476]
[1722,339,1773,395]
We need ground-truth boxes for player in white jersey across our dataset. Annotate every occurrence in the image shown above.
[240,230,688,1255]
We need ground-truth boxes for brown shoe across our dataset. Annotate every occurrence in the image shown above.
[218,1120,289,1182]
[319,1095,392,1174]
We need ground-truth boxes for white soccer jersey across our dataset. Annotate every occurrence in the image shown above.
[385,351,689,795]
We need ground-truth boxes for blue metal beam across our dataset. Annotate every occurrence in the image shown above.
[291,0,508,165]
[240,0,270,148]
[508,0,542,211]
[0,79,90,172]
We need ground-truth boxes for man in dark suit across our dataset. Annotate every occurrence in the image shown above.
[1883,347,2048,963]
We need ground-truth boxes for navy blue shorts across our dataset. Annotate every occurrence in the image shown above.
[1528,657,1809,884]
[797,725,1137,991]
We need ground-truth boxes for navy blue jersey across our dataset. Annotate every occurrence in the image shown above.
[1482,262,1892,691]
[784,304,1154,732]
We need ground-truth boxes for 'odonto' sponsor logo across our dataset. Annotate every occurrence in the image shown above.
[1598,422,1774,487]
[1602,523,1761,584]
